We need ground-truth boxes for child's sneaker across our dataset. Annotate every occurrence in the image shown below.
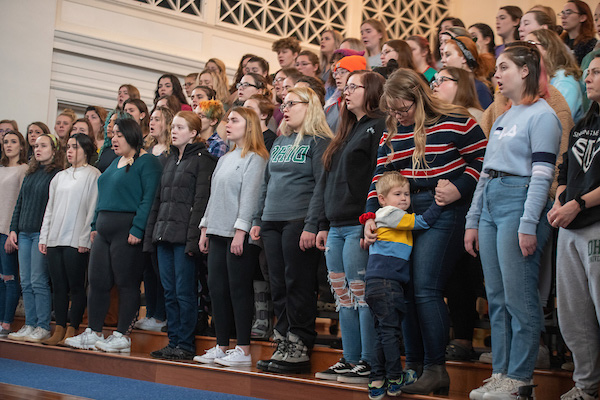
[315,357,354,380]
[214,346,252,367]
[368,381,387,400]
[193,345,226,364]
[64,328,104,350]
[7,325,34,341]
[337,360,371,384]
[387,369,418,396]
[94,331,131,353]
[561,386,598,400]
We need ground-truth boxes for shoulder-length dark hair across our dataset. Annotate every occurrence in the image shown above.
[154,74,187,105]
[500,5,523,41]
[469,23,496,54]
[114,118,144,172]
[384,40,417,71]
[231,53,258,93]
[69,133,97,164]
[27,133,65,175]
[502,41,547,105]
[123,98,150,138]
[322,71,386,170]
[1,130,27,166]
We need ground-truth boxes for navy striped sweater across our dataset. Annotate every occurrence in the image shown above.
[366,114,487,213]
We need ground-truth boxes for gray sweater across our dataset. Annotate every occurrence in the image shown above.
[200,148,267,237]
[253,133,329,233]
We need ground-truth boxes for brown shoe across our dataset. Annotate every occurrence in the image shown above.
[42,325,66,346]
[57,326,76,347]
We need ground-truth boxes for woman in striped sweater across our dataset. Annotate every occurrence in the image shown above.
[363,68,487,395]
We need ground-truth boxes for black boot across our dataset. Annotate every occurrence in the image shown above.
[400,364,450,395]
[257,330,286,371]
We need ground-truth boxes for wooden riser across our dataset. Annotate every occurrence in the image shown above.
[0,321,574,399]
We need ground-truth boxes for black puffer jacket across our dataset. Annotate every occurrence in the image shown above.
[145,142,217,254]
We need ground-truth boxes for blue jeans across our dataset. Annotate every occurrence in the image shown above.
[0,234,20,324]
[18,232,50,330]
[365,278,406,382]
[157,243,197,352]
[325,225,375,364]
[402,191,466,367]
[478,176,551,380]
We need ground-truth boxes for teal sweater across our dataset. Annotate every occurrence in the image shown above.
[10,167,61,234]
[92,154,162,238]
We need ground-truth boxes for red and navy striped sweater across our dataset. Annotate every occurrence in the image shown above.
[366,114,487,213]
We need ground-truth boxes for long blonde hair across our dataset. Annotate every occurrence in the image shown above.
[380,68,470,170]
[228,107,269,160]
[197,69,230,106]
[279,87,333,147]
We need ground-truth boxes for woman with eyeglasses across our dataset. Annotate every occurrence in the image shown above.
[295,50,321,79]
[235,73,270,106]
[559,0,597,65]
[432,67,484,123]
[548,53,600,400]
[313,71,386,383]
[441,35,494,109]
[363,68,487,395]
[465,43,561,399]
[527,29,584,123]
[325,55,367,133]
[250,87,333,374]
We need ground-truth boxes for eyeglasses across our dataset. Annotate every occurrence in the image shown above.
[387,102,414,117]
[236,82,258,89]
[273,77,285,85]
[430,76,458,89]
[558,10,581,17]
[280,101,308,112]
[343,84,365,94]
[333,68,350,78]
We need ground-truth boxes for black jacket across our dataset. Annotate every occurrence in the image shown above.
[145,142,217,254]
[318,113,386,230]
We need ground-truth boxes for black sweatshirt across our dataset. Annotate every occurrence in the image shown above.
[317,114,387,230]
[557,111,600,229]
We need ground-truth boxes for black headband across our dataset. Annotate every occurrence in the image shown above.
[452,37,478,70]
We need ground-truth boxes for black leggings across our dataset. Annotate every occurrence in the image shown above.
[46,246,88,329]
[207,235,259,347]
[88,212,144,334]
[261,220,320,348]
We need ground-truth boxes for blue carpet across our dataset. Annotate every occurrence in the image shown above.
[0,358,264,400]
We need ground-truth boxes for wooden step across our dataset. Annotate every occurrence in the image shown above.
[1,319,574,399]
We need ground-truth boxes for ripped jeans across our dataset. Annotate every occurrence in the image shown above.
[325,225,375,364]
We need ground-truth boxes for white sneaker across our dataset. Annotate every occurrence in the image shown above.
[137,317,167,332]
[470,373,506,400]
[95,331,131,353]
[214,346,252,367]
[561,387,599,400]
[479,351,493,364]
[64,328,104,350]
[134,317,149,329]
[24,327,51,343]
[7,325,35,341]
[483,377,532,400]
[193,345,226,364]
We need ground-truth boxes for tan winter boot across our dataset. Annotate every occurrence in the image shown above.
[57,326,76,346]
[42,325,66,346]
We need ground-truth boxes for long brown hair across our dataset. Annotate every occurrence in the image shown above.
[27,133,65,175]
[531,29,582,79]
[227,107,269,160]
[146,106,174,152]
[322,71,385,170]
[437,67,483,111]
[1,131,27,166]
[384,40,417,70]
[560,0,595,45]
[380,68,469,170]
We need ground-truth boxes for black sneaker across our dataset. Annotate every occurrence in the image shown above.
[268,332,311,374]
[169,347,196,361]
[337,360,371,384]
[315,358,354,380]
[150,345,176,359]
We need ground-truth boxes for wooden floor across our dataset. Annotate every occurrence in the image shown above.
[0,383,90,400]
[0,319,575,400]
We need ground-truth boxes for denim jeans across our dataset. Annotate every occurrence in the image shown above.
[157,242,197,352]
[325,225,375,364]
[0,234,20,324]
[18,232,51,330]
[365,278,406,382]
[478,176,551,381]
[402,190,466,367]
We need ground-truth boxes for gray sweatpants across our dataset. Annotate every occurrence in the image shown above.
[557,225,600,390]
